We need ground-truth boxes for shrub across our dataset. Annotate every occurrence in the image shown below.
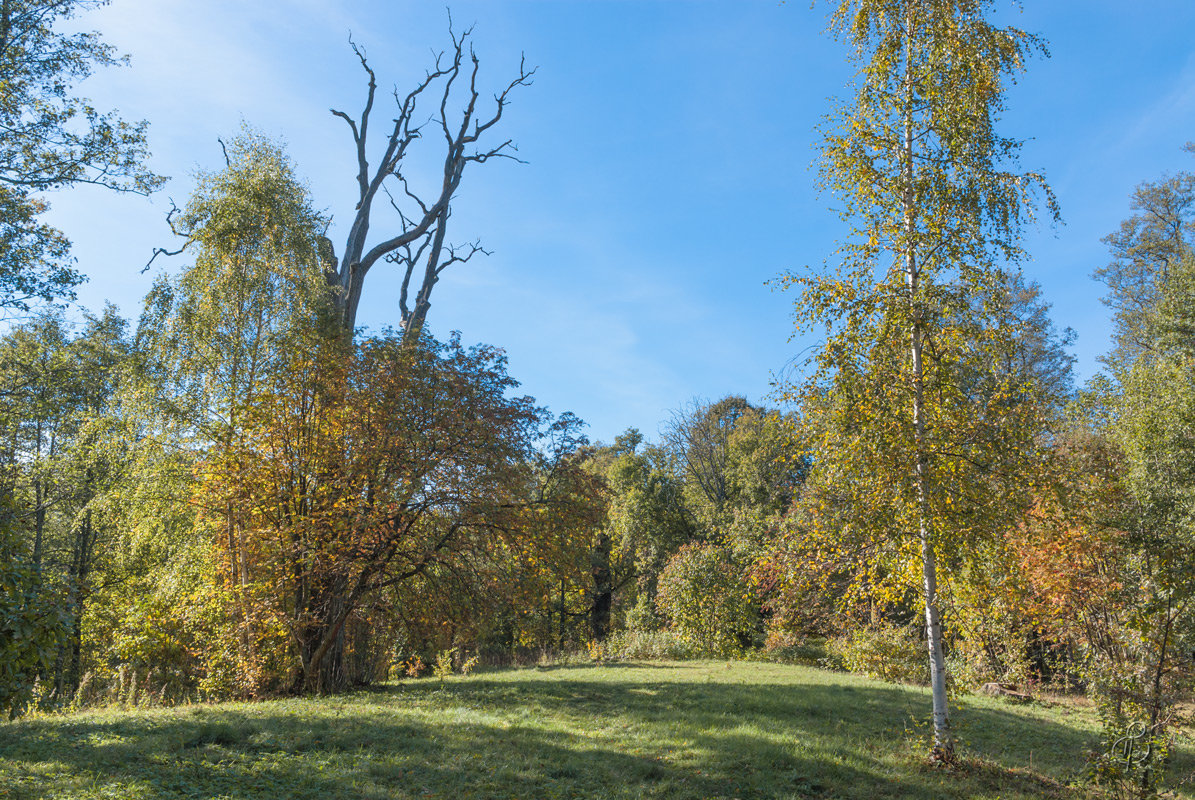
[945,632,1036,695]
[831,623,928,685]
[759,629,830,667]
[656,543,757,658]
[434,648,456,686]
[0,527,66,718]
[624,594,659,633]
[604,628,696,661]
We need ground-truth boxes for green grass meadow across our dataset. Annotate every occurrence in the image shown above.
[2,661,1191,799]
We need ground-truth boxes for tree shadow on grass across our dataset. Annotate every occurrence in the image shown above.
[404,674,1101,795]
[0,668,1170,799]
[2,709,914,800]
[515,660,683,672]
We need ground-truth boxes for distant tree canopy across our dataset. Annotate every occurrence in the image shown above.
[0,0,163,314]
[0,0,162,718]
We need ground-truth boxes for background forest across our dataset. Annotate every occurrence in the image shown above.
[3,1,1195,798]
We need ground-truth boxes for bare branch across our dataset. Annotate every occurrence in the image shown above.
[395,173,430,217]
[468,54,536,144]
[381,183,413,231]
[349,36,377,149]
[468,140,525,165]
[141,199,188,273]
[330,108,359,140]
[439,32,469,146]
[330,18,533,332]
[395,233,433,325]
[436,239,491,277]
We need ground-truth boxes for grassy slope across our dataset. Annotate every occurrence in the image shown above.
[1,661,1191,799]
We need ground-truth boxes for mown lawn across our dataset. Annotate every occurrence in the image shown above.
[1,660,1191,799]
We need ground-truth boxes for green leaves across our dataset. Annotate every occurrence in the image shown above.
[0,515,67,719]
[820,0,1056,285]
[776,0,1062,757]
[0,0,165,314]
[778,0,1064,604]
[656,543,757,658]
[138,131,333,449]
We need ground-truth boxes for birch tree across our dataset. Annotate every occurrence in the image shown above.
[779,0,1057,760]
[134,133,335,692]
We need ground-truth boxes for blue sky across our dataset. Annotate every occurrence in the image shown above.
[43,0,1195,444]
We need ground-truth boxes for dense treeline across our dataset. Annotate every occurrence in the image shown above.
[2,1,1195,798]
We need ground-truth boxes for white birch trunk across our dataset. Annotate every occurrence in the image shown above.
[903,1,953,759]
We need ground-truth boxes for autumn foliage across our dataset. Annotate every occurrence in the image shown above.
[192,331,599,693]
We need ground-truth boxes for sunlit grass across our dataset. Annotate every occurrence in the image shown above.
[2,660,1191,798]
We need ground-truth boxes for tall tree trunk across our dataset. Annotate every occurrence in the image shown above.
[591,531,613,642]
[401,208,450,341]
[300,571,378,694]
[32,418,44,568]
[909,213,952,761]
[32,476,44,568]
[57,511,92,698]
[301,600,352,694]
[904,4,951,758]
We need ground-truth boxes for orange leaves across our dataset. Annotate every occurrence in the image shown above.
[192,329,597,690]
[1008,471,1128,641]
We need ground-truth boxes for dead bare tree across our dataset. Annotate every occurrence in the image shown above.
[325,21,534,336]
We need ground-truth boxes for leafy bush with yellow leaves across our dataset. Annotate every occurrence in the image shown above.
[655,543,757,658]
